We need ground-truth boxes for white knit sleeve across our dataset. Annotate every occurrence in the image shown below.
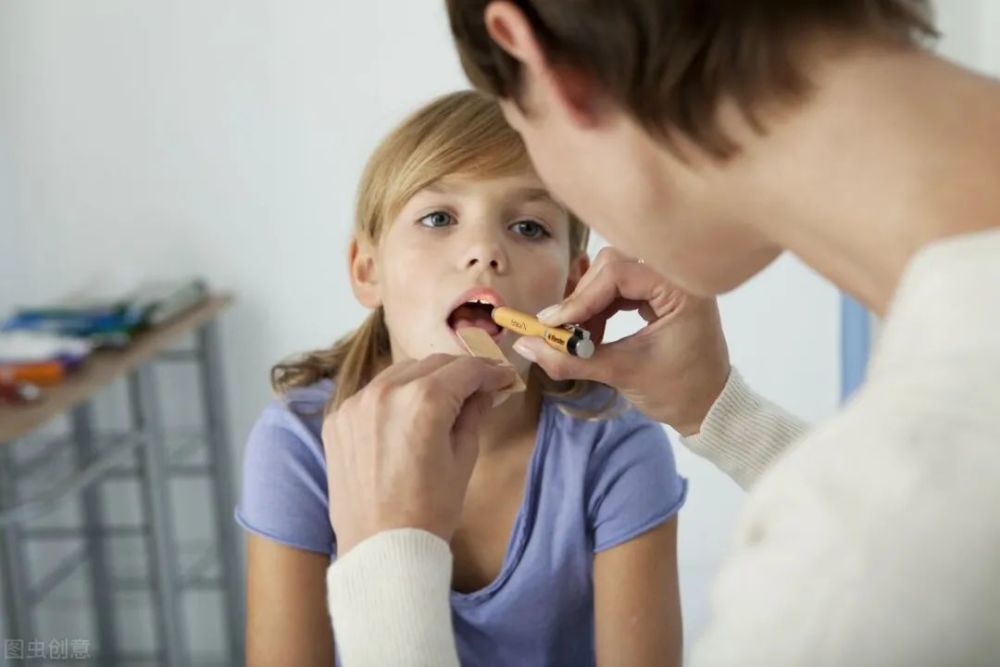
[327,529,460,667]
[680,368,809,489]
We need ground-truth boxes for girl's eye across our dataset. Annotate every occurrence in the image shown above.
[418,211,454,228]
[511,220,550,239]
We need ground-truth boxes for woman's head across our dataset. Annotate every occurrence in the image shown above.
[446,1,937,297]
[274,91,599,410]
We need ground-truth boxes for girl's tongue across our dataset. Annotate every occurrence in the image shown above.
[448,303,502,336]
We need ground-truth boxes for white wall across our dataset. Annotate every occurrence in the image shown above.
[0,60,22,316]
[937,0,1000,75]
[986,2,1000,73]
[2,0,994,660]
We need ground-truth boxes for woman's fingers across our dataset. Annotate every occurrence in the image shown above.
[538,257,672,329]
[323,354,515,555]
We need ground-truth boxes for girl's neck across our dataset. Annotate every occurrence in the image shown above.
[477,380,544,454]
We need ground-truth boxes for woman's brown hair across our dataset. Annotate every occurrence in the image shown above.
[271,90,615,416]
[447,0,937,158]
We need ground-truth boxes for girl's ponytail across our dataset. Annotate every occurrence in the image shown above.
[271,307,391,411]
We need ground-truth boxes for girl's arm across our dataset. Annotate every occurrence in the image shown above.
[246,534,334,667]
[594,518,683,667]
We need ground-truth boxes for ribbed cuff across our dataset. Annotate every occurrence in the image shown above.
[681,368,809,490]
[327,529,460,667]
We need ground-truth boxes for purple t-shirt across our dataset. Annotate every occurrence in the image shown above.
[236,380,687,666]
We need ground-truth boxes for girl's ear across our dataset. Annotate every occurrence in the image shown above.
[564,254,591,297]
[349,237,382,308]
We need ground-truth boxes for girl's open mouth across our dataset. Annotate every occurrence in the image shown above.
[447,300,504,341]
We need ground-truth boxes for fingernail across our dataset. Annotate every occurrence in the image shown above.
[512,339,537,361]
[536,305,561,324]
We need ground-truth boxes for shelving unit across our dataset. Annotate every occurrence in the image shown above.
[0,297,244,667]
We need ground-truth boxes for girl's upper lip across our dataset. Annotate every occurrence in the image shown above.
[446,286,506,318]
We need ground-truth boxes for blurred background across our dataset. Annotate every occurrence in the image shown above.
[1,1,998,665]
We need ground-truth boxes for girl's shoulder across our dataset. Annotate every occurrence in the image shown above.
[255,378,335,439]
[544,385,667,447]
[238,379,336,555]
[542,388,687,552]
[542,385,683,491]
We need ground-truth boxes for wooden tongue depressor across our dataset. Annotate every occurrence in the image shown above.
[456,327,527,395]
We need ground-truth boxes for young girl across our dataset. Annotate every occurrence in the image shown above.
[237,91,688,667]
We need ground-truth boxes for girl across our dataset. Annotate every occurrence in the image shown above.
[237,91,687,667]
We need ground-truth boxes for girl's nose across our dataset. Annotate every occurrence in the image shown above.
[461,239,508,274]
[456,224,509,273]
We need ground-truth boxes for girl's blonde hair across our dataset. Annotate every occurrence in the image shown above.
[272,90,616,416]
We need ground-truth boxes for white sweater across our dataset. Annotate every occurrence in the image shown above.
[327,229,1000,667]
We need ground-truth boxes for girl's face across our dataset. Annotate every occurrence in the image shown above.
[351,170,588,376]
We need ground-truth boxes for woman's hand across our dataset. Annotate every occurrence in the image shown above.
[322,354,515,555]
[513,247,731,436]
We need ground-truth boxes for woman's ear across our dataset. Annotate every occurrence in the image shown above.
[564,254,591,297]
[349,237,381,308]
[484,1,601,129]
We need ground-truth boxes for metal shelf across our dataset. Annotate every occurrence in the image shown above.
[0,302,244,667]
